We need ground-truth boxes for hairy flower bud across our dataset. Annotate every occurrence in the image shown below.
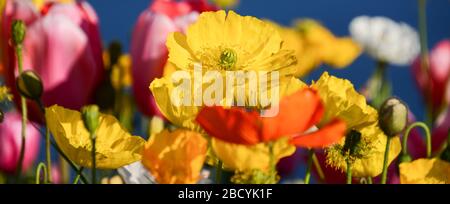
[379,97,408,137]
[81,105,100,135]
[11,20,26,46]
[16,70,43,100]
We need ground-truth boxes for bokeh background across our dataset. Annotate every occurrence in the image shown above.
[90,0,450,122]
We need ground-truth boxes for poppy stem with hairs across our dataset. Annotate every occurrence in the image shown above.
[346,157,352,184]
[380,136,392,184]
[72,168,84,184]
[14,40,28,183]
[402,122,432,158]
[35,162,48,184]
[304,149,314,184]
[91,134,97,184]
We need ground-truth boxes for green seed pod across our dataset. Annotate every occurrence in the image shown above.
[81,105,100,135]
[16,70,43,100]
[11,20,26,46]
[379,97,408,137]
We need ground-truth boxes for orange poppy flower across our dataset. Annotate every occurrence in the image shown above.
[196,88,347,148]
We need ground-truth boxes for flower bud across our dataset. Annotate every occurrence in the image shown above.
[108,41,122,66]
[81,105,100,135]
[11,20,26,46]
[16,70,43,100]
[378,97,408,137]
[342,130,361,156]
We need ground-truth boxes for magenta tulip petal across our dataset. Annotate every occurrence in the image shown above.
[0,112,40,174]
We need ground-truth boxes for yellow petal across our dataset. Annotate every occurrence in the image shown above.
[212,137,295,172]
[312,71,378,128]
[45,105,145,169]
[400,158,450,184]
[141,129,208,184]
[323,38,361,68]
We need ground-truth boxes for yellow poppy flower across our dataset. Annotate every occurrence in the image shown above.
[400,158,450,184]
[212,137,295,172]
[141,129,208,184]
[45,105,146,169]
[212,0,239,9]
[312,72,401,177]
[166,10,296,74]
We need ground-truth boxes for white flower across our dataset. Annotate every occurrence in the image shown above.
[349,16,420,65]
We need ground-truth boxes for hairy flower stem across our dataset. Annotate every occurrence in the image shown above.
[91,134,97,184]
[37,101,52,183]
[304,149,314,184]
[380,137,392,184]
[346,158,352,184]
[403,122,432,158]
[14,45,28,182]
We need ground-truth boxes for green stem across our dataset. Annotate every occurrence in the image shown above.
[371,61,389,109]
[35,162,48,184]
[268,142,276,183]
[403,122,432,158]
[215,160,223,184]
[312,153,325,182]
[367,177,373,184]
[346,158,352,184]
[380,137,392,184]
[418,0,429,73]
[91,134,96,184]
[73,167,84,184]
[38,100,52,183]
[304,149,314,184]
[15,45,28,181]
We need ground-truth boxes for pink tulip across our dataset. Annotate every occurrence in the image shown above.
[412,39,450,115]
[1,0,104,123]
[432,109,450,153]
[0,111,40,174]
[131,0,216,117]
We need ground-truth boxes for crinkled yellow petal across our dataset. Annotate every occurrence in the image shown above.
[150,77,202,132]
[212,137,295,171]
[312,72,378,128]
[166,32,197,71]
[400,158,450,184]
[141,129,208,184]
[45,105,145,169]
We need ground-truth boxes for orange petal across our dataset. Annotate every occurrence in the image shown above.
[289,119,347,148]
[262,88,324,142]
[196,106,262,145]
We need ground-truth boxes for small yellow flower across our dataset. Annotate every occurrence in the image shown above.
[400,158,450,184]
[313,72,401,177]
[212,137,295,172]
[45,105,146,169]
[0,86,13,102]
[141,129,208,184]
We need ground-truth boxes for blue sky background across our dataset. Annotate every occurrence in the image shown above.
[89,0,450,122]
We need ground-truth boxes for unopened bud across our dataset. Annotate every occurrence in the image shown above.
[81,105,100,135]
[16,70,43,100]
[342,130,362,156]
[11,20,26,46]
[108,41,122,66]
[379,97,408,137]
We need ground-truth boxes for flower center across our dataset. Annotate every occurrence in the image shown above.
[219,48,237,70]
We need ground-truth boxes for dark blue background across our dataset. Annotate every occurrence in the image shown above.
[89,0,450,121]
